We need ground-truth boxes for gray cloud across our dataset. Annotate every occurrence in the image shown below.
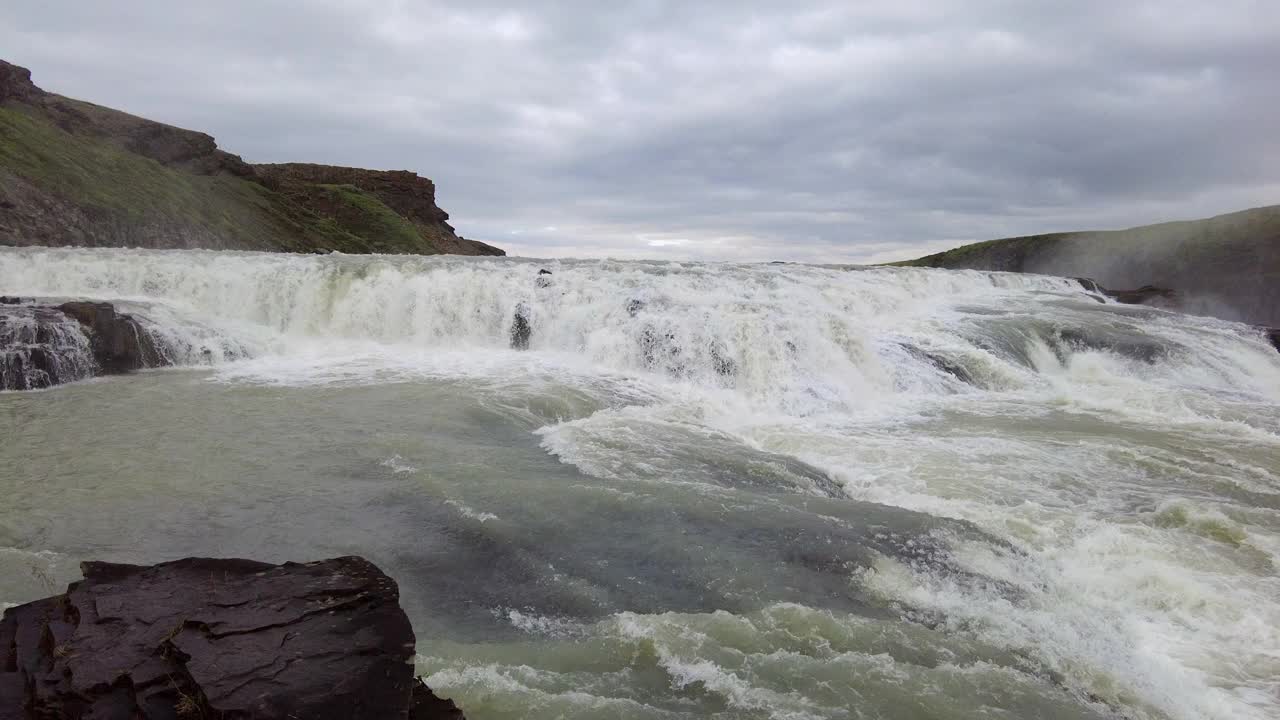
[3,1,1278,261]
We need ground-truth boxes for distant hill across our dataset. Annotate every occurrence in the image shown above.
[0,60,503,256]
[896,205,1280,327]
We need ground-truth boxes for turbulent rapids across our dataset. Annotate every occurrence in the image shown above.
[2,246,1279,720]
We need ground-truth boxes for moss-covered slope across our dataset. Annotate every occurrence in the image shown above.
[894,205,1280,327]
[0,59,503,256]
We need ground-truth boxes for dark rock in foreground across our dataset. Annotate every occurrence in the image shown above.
[0,556,464,719]
[1265,327,1280,352]
[0,300,165,390]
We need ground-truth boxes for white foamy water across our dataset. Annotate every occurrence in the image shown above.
[2,246,1278,720]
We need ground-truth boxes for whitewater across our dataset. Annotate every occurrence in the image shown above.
[2,246,1278,720]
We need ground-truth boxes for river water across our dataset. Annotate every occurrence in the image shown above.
[1,247,1278,720]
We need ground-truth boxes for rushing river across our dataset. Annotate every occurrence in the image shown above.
[2,247,1278,720]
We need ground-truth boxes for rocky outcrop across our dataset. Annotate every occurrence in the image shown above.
[0,59,503,256]
[0,300,165,390]
[1099,285,1178,307]
[255,164,503,256]
[1068,279,1279,354]
[900,343,975,384]
[0,304,94,390]
[121,121,255,178]
[0,61,251,180]
[1076,281,1181,311]
[509,302,532,349]
[56,301,162,373]
[0,555,464,719]
[257,165,451,227]
[0,62,40,103]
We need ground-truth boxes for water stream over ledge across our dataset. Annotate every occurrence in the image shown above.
[2,247,1278,719]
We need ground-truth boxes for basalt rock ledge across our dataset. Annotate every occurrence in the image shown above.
[0,555,464,719]
[0,299,165,390]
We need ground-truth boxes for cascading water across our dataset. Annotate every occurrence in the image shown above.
[0,305,97,390]
[2,245,1278,720]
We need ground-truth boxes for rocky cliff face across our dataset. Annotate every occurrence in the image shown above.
[0,59,503,256]
[256,164,503,256]
[0,61,40,103]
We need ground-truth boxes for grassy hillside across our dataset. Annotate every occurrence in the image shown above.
[891,232,1070,272]
[894,205,1280,327]
[0,58,502,255]
[2,106,297,251]
[294,183,432,253]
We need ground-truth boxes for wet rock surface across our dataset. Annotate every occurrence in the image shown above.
[1,304,96,390]
[1072,279,1182,309]
[1072,280,1280,354]
[900,343,976,384]
[0,300,164,390]
[0,556,464,719]
[1100,285,1179,307]
[56,301,162,374]
[509,301,532,350]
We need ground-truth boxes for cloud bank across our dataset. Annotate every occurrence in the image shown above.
[4,1,1278,261]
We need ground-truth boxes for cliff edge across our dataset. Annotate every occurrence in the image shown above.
[0,59,503,256]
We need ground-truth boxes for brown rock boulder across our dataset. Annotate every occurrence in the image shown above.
[0,556,464,719]
[1,301,168,390]
[57,301,163,374]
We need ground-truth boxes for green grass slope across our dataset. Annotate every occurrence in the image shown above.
[0,58,501,255]
[893,205,1280,327]
[0,106,442,253]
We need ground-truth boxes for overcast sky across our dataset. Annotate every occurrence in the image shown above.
[4,1,1278,262]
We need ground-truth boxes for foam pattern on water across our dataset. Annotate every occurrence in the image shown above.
[3,246,1279,719]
